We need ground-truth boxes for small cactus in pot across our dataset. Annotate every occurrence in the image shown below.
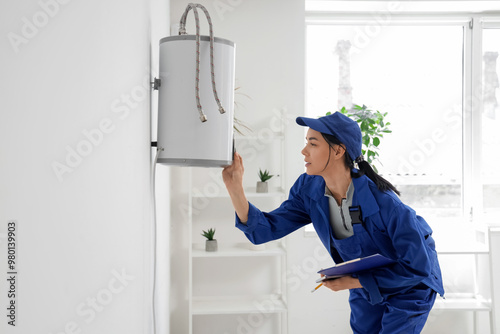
[201,228,217,252]
[257,169,273,193]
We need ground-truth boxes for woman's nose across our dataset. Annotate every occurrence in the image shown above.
[301,146,307,156]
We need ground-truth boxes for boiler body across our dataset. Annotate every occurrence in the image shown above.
[157,35,235,167]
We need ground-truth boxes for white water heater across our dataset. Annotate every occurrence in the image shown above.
[156,4,235,167]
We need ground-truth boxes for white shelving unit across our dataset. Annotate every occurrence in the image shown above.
[192,242,286,258]
[192,295,288,315]
[432,222,495,333]
[184,121,288,334]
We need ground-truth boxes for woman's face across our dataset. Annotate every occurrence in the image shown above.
[301,128,337,176]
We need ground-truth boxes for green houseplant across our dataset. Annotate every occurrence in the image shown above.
[201,228,217,252]
[328,104,392,172]
[256,169,274,193]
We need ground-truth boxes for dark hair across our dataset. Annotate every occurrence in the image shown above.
[321,133,400,196]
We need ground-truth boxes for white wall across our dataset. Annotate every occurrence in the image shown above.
[0,1,160,333]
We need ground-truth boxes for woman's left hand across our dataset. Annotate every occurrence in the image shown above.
[323,276,362,292]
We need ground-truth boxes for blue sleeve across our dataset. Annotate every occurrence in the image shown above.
[235,175,312,245]
[358,203,434,303]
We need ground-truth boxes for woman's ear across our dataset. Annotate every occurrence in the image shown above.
[332,145,346,160]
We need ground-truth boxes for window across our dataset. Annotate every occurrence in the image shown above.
[482,26,500,216]
[305,4,500,222]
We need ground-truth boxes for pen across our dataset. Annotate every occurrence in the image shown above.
[311,282,323,293]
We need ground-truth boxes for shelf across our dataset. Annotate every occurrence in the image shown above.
[245,188,287,198]
[433,295,491,311]
[192,242,286,258]
[187,116,288,334]
[192,295,287,315]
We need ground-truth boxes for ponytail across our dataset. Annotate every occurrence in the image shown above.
[321,132,400,196]
[352,160,400,196]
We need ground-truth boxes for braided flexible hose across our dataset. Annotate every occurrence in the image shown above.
[179,3,226,123]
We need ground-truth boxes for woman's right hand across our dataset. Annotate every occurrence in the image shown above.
[222,151,245,193]
[222,152,249,222]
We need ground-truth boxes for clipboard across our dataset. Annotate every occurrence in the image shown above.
[316,253,395,283]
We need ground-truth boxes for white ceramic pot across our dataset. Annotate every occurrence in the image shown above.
[256,181,268,193]
[205,239,218,252]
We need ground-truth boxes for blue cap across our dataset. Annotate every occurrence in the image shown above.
[296,112,362,162]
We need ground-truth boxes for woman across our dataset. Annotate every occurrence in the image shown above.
[222,112,444,333]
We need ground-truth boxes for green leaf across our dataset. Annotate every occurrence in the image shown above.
[201,228,216,240]
[326,104,392,168]
[258,168,273,182]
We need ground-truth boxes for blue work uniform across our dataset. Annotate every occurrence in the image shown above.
[235,173,444,333]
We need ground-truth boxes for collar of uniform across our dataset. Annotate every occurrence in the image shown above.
[301,175,327,201]
[351,175,380,218]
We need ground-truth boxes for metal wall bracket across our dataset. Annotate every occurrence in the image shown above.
[152,78,161,90]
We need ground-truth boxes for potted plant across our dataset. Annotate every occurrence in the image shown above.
[201,228,217,252]
[256,169,274,193]
[329,104,392,173]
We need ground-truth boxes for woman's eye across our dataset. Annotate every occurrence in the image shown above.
[305,141,316,147]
